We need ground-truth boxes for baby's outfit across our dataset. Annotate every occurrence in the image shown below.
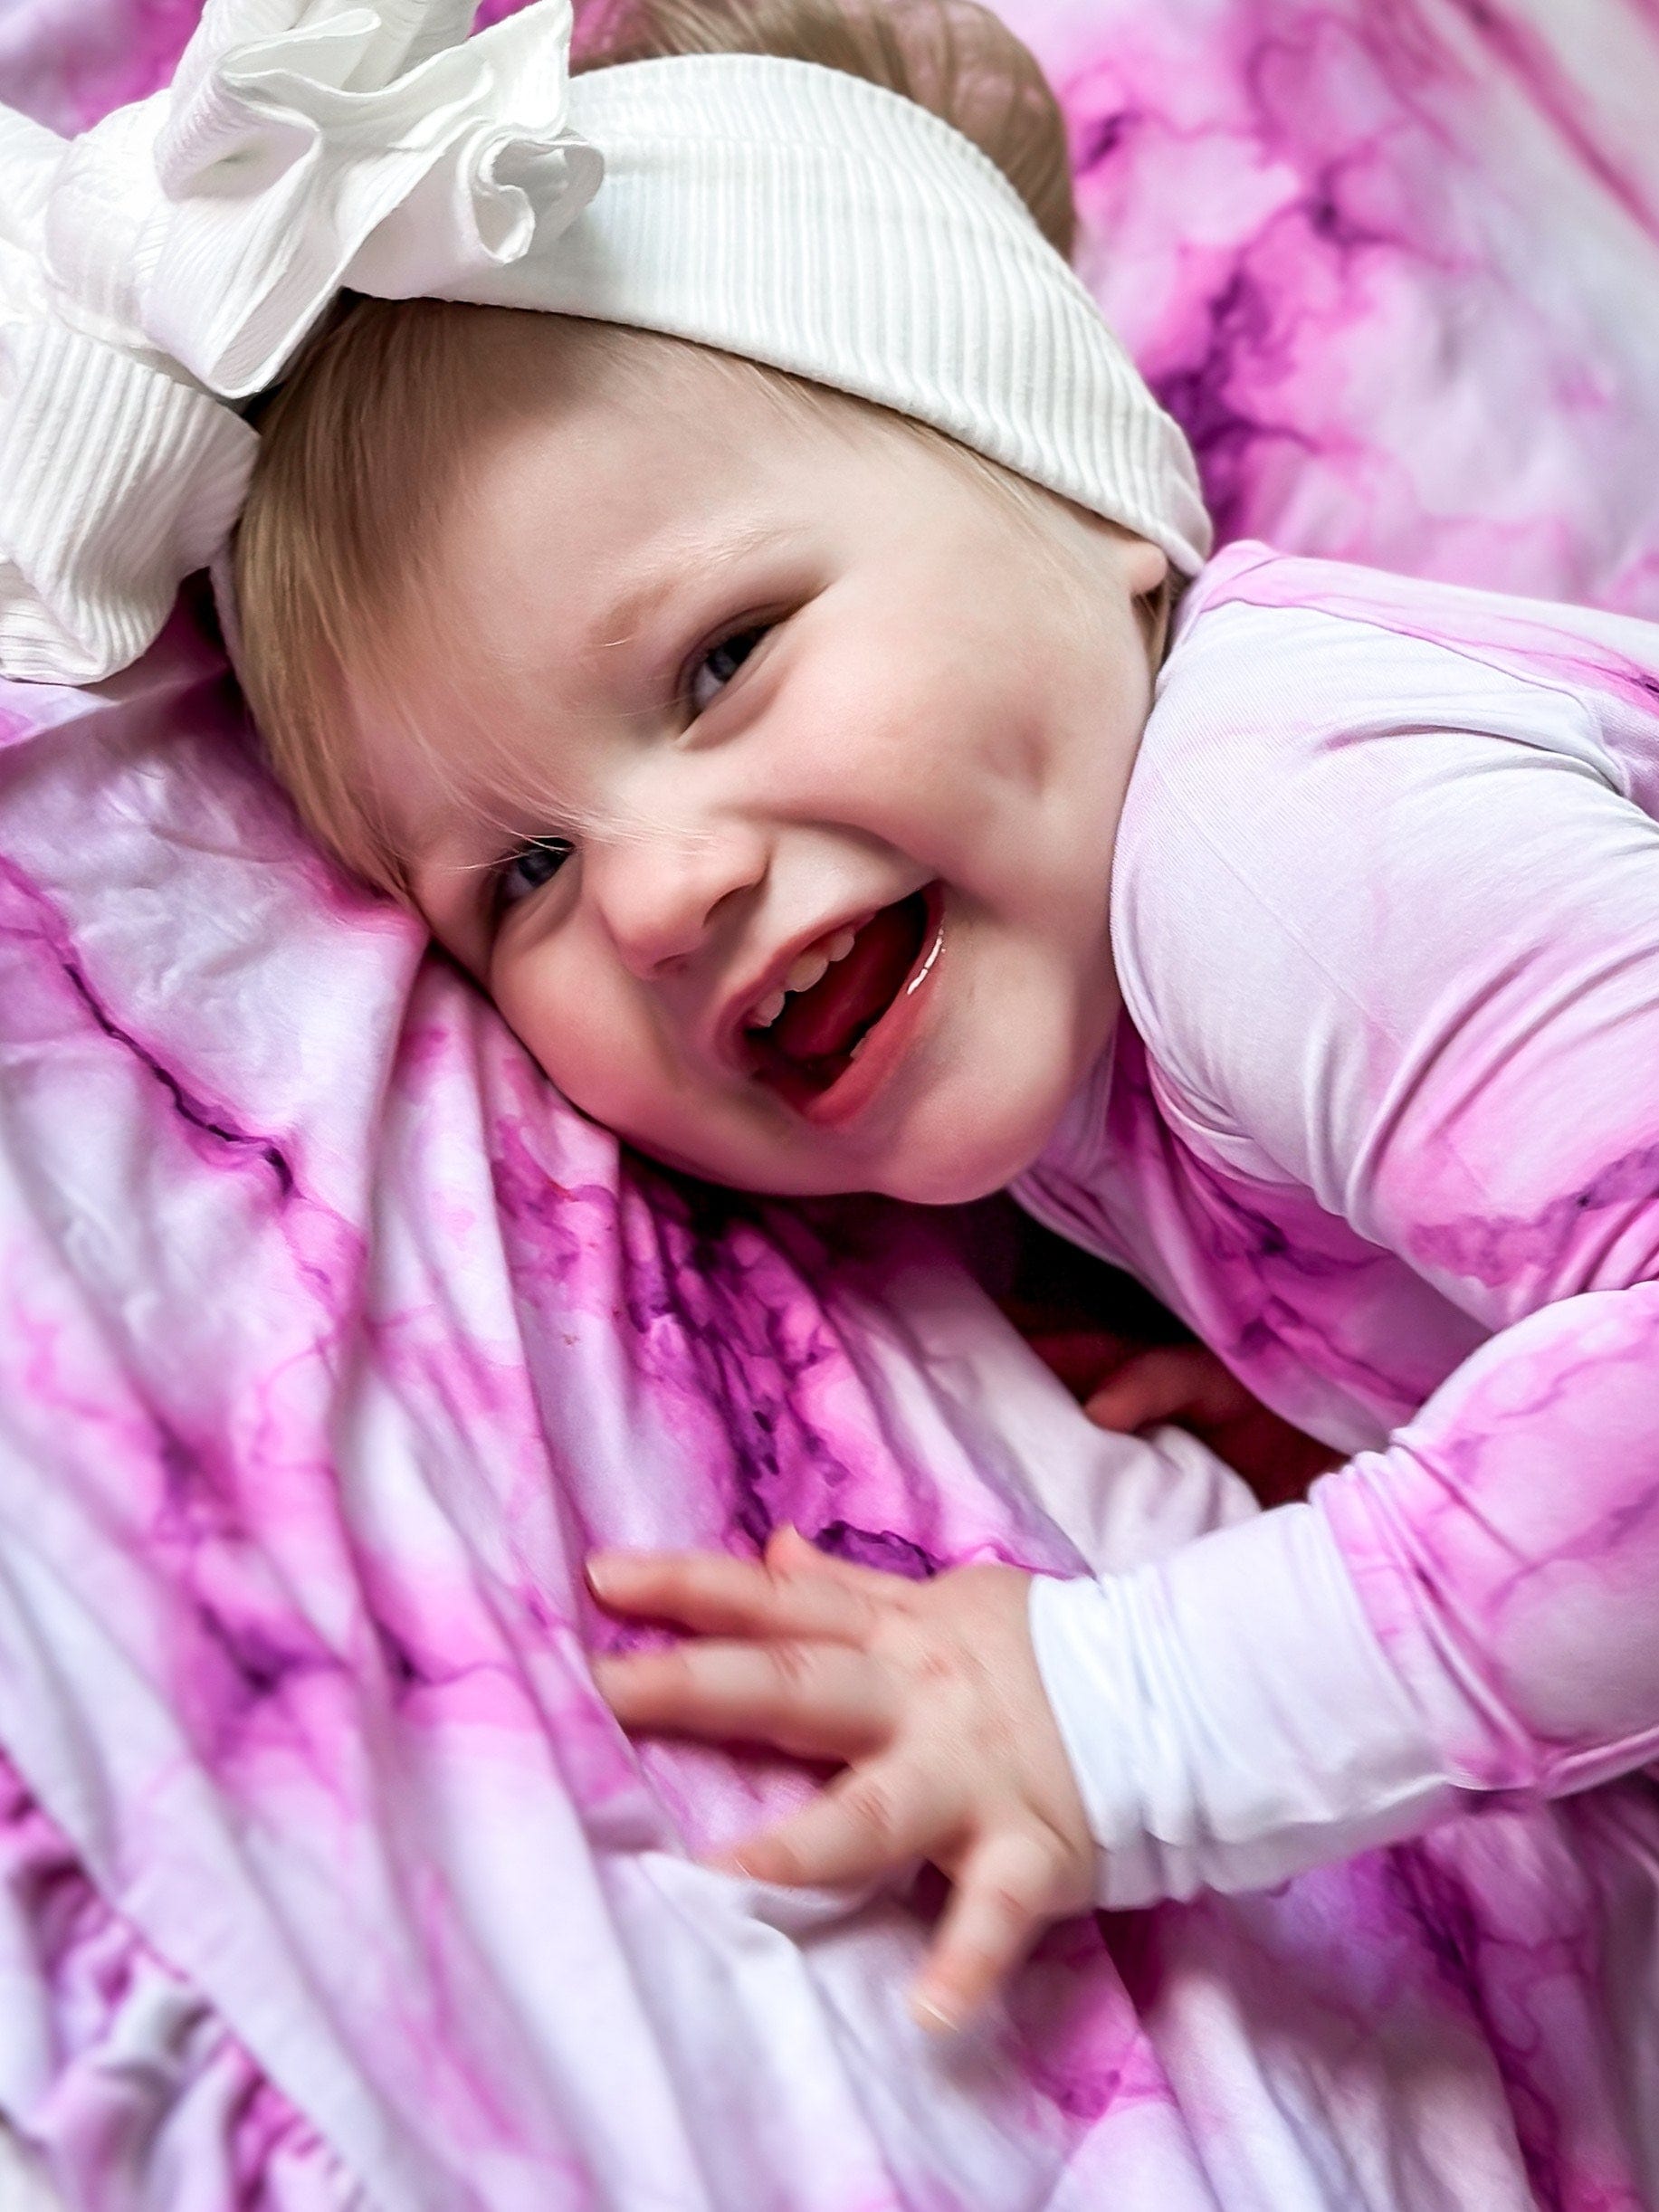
[1017,542,1659,1905]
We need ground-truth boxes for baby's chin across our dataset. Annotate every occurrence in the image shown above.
[772,1073,1082,1205]
[611,1105,990,1203]
[867,1112,1066,1206]
[871,1026,1093,1204]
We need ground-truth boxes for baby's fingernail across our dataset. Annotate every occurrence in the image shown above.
[586,1556,632,1596]
[910,1990,963,2036]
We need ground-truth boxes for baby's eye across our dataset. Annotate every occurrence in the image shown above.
[496,835,574,911]
[687,622,770,717]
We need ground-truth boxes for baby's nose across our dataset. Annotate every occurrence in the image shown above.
[590,825,766,980]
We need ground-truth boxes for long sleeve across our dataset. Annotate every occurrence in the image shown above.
[1032,1282,1659,1906]
[1029,573,1659,1905]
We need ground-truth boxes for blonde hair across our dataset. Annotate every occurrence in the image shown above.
[233,0,1086,895]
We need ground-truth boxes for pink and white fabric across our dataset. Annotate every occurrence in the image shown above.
[4,3,1659,2209]
[1019,546,1659,1904]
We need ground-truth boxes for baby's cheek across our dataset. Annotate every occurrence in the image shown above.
[494,944,712,1154]
[493,942,613,1099]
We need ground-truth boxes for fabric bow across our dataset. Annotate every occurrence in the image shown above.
[0,0,604,684]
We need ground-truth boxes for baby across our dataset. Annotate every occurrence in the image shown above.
[13,0,1659,2044]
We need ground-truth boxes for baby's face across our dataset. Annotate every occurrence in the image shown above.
[375,345,1165,1202]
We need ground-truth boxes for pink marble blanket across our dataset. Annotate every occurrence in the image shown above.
[3,3,1659,2207]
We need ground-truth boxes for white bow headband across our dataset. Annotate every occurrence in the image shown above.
[0,0,1211,689]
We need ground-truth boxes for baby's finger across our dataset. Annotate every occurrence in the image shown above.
[714,1751,943,1889]
[763,1524,930,1606]
[1083,1344,1248,1433]
[587,1546,875,1644]
[910,1828,1063,2035]
[593,1637,891,1759]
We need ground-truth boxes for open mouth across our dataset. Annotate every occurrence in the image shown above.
[746,887,939,1115]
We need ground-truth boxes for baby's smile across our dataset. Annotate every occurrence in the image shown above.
[737,886,940,1124]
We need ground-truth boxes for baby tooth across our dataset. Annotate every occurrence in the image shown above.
[825,930,857,963]
[785,949,830,995]
[751,988,787,1028]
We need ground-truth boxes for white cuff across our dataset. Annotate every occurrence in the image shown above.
[1028,1503,1462,1907]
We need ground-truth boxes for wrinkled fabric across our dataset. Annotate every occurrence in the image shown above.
[3,0,1659,2207]
[0,1756,363,2209]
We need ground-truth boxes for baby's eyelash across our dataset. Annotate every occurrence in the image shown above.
[684,620,772,717]
[494,834,575,914]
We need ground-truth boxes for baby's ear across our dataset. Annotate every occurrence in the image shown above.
[1124,533,1170,601]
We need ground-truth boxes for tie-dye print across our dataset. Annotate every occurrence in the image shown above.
[4,1,1659,2207]
[1017,544,1659,1900]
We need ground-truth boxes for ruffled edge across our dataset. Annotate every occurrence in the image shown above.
[146,0,604,396]
[0,0,604,682]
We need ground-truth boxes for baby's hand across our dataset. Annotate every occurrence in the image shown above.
[587,1526,1093,2034]
[1082,1344,1340,1507]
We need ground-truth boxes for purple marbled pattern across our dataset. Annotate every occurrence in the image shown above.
[1039,0,1659,613]
[4,1,1659,2206]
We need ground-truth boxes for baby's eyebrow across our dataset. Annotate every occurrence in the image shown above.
[579,520,798,667]
[392,518,801,878]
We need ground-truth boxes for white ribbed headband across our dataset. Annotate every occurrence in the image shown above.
[0,0,1212,688]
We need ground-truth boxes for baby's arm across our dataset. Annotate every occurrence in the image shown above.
[1033,1280,1659,1905]
[1036,676,1659,1901]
